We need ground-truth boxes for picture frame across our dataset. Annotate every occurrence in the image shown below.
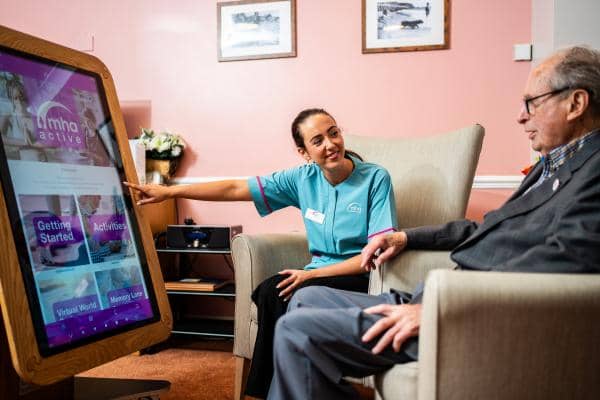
[217,0,297,62]
[362,0,450,53]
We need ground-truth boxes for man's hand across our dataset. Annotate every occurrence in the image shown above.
[123,181,170,205]
[361,231,408,271]
[276,269,314,301]
[361,303,421,354]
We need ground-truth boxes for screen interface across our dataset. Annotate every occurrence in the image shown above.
[0,46,158,355]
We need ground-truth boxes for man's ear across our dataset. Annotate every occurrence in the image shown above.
[297,147,311,162]
[566,89,590,121]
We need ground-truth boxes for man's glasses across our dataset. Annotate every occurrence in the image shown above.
[523,87,572,115]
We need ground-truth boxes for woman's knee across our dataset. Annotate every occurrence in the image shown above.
[254,274,285,301]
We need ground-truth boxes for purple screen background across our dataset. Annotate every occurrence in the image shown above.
[0,48,156,350]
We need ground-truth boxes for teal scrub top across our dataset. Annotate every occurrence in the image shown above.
[247,155,398,270]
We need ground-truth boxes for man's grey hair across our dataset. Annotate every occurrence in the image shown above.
[549,46,600,118]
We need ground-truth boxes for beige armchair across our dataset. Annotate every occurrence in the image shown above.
[373,266,600,400]
[231,125,485,399]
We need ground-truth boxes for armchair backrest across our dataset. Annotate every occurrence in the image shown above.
[344,125,484,229]
[345,125,485,294]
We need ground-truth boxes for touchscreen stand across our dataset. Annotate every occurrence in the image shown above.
[0,25,172,398]
[1,317,169,400]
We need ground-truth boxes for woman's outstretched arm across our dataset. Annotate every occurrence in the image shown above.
[123,179,252,205]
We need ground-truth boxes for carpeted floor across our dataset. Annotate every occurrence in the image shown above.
[79,341,235,400]
[79,340,374,399]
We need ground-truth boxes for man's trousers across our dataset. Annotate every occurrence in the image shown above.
[267,286,418,400]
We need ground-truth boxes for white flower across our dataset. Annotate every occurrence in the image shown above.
[157,136,171,153]
[139,127,185,159]
[171,146,182,157]
[148,135,162,151]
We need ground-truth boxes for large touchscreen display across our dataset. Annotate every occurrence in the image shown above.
[0,47,158,355]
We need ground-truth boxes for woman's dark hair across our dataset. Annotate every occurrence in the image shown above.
[6,77,28,105]
[290,108,363,161]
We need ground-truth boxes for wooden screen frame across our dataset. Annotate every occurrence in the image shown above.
[0,25,172,385]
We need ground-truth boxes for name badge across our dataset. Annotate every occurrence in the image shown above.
[305,208,325,224]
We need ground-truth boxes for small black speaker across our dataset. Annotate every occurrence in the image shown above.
[166,225,242,250]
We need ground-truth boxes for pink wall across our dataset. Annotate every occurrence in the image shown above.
[465,189,515,221]
[0,0,531,233]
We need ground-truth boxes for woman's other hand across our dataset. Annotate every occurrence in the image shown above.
[276,269,314,301]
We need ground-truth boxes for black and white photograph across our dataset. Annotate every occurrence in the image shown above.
[363,0,449,53]
[218,0,296,62]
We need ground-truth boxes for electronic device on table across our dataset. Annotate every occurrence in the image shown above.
[166,225,242,250]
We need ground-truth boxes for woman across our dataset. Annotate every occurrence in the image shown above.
[0,76,38,160]
[124,108,397,398]
[81,108,111,166]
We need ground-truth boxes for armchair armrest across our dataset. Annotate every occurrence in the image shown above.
[419,270,600,400]
[231,232,311,292]
[369,250,455,295]
[231,233,311,357]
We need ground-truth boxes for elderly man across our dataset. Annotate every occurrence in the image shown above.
[266,46,600,400]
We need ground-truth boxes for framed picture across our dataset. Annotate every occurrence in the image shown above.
[362,0,450,53]
[217,0,297,62]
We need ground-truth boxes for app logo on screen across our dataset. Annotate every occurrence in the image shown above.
[0,64,112,166]
[19,194,90,270]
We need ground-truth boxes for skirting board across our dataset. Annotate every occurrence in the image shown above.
[170,176,524,190]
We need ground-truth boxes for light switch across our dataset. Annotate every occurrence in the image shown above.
[513,44,532,61]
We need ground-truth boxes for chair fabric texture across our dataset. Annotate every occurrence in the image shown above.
[231,233,311,359]
[231,125,485,399]
[417,270,600,400]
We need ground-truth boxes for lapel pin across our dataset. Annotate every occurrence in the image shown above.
[552,178,560,192]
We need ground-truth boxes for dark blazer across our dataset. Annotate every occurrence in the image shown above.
[406,129,600,274]
[398,131,600,360]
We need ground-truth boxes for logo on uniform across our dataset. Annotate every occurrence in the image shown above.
[347,203,361,213]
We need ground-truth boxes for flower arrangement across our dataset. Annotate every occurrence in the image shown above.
[139,128,185,160]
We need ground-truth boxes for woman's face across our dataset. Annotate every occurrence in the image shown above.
[297,113,345,170]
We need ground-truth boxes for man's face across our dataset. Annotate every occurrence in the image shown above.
[517,58,575,156]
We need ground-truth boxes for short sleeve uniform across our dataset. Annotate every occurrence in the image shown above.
[247,156,397,270]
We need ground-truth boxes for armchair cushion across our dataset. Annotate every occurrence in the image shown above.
[375,361,418,400]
